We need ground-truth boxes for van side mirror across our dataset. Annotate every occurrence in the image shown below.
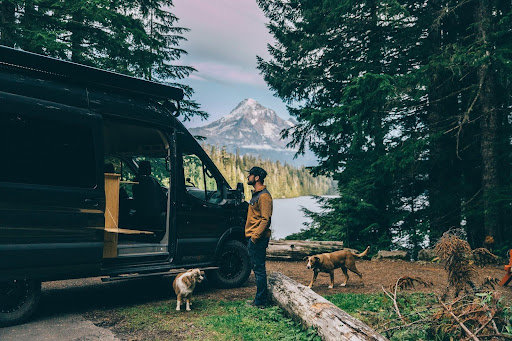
[171,101,180,117]
[165,155,171,172]
[236,182,244,202]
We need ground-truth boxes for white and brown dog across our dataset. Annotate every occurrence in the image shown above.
[304,246,370,288]
[172,268,204,311]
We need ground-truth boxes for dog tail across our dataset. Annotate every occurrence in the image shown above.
[354,246,370,258]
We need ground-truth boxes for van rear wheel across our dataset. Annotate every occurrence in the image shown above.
[208,240,251,288]
[0,279,41,327]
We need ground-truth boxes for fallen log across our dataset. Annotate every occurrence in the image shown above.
[373,250,409,261]
[268,272,388,341]
[268,240,349,261]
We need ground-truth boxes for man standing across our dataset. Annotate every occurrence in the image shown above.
[245,166,272,308]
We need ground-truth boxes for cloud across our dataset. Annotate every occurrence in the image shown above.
[190,61,266,86]
[173,0,274,67]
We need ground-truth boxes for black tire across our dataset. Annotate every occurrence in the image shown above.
[208,240,251,288]
[0,279,41,327]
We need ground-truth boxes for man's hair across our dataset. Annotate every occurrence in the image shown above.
[248,166,267,183]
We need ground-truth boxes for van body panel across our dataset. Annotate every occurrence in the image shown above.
[0,46,184,101]
[0,242,103,269]
[0,92,105,278]
[0,67,177,129]
[173,129,246,262]
[175,203,246,260]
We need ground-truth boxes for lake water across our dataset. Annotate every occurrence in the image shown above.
[271,196,335,240]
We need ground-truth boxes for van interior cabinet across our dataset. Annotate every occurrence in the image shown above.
[103,173,155,258]
[103,173,121,258]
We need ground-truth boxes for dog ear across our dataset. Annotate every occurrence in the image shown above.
[303,256,309,261]
[313,256,320,261]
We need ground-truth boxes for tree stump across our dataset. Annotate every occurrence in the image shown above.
[268,272,388,341]
[268,240,349,261]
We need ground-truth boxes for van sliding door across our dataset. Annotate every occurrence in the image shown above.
[0,92,104,280]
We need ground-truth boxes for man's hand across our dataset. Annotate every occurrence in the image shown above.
[251,236,258,244]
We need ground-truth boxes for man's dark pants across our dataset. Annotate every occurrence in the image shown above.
[247,236,270,306]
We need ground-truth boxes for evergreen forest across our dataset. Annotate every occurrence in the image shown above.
[202,144,337,200]
[257,0,512,256]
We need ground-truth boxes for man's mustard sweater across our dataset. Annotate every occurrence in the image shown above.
[245,186,273,240]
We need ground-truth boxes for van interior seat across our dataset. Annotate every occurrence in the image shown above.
[132,161,166,235]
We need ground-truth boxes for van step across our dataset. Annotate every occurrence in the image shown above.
[101,266,219,282]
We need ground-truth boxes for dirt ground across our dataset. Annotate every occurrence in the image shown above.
[41,258,512,310]
[36,259,510,340]
[197,259,512,301]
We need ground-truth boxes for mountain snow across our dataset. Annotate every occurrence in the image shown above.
[189,98,316,166]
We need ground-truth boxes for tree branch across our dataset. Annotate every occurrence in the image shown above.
[438,297,480,341]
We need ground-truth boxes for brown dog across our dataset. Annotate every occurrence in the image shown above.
[304,246,370,288]
[172,268,204,311]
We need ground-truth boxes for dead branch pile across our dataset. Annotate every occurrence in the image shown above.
[433,293,511,341]
[381,276,433,324]
[435,229,477,297]
[389,276,433,292]
[480,277,500,291]
[380,277,511,340]
[473,248,500,266]
[378,236,509,340]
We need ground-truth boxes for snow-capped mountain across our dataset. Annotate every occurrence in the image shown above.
[189,98,316,166]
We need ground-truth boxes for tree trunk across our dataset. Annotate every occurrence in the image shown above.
[20,0,43,54]
[69,10,86,64]
[427,90,462,243]
[476,0,503,242]
[268,272,388,341]
[0,0,16,47]
[461,120,485,248]
[267,240,346,261]
[426,1,462,243]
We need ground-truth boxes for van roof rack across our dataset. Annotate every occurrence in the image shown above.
[0,45,184,101]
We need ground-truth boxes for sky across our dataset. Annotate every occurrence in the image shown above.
[172,0,290,128]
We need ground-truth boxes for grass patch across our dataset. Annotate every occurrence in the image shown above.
[200,301,320,341]
[109,293,435,340]
[92,292,511,340]
[324,292,438,341]
[102,299,320,341]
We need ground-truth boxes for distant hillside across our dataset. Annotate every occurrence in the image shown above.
[189,98,317,167]
[202,144,336,199]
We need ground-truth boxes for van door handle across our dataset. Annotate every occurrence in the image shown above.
[85,198,99,207]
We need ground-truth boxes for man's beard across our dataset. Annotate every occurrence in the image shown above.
[247,179,256,186]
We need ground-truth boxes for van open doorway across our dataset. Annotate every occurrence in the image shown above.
[103,120,172,258]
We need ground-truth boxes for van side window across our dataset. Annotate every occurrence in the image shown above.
[182,153,221,204]
[0,113,97,188]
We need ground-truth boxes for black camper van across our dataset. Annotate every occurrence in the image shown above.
[0,46,250,326]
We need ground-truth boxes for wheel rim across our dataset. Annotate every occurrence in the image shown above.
[218,249,244,280]
[0,280,31,314]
